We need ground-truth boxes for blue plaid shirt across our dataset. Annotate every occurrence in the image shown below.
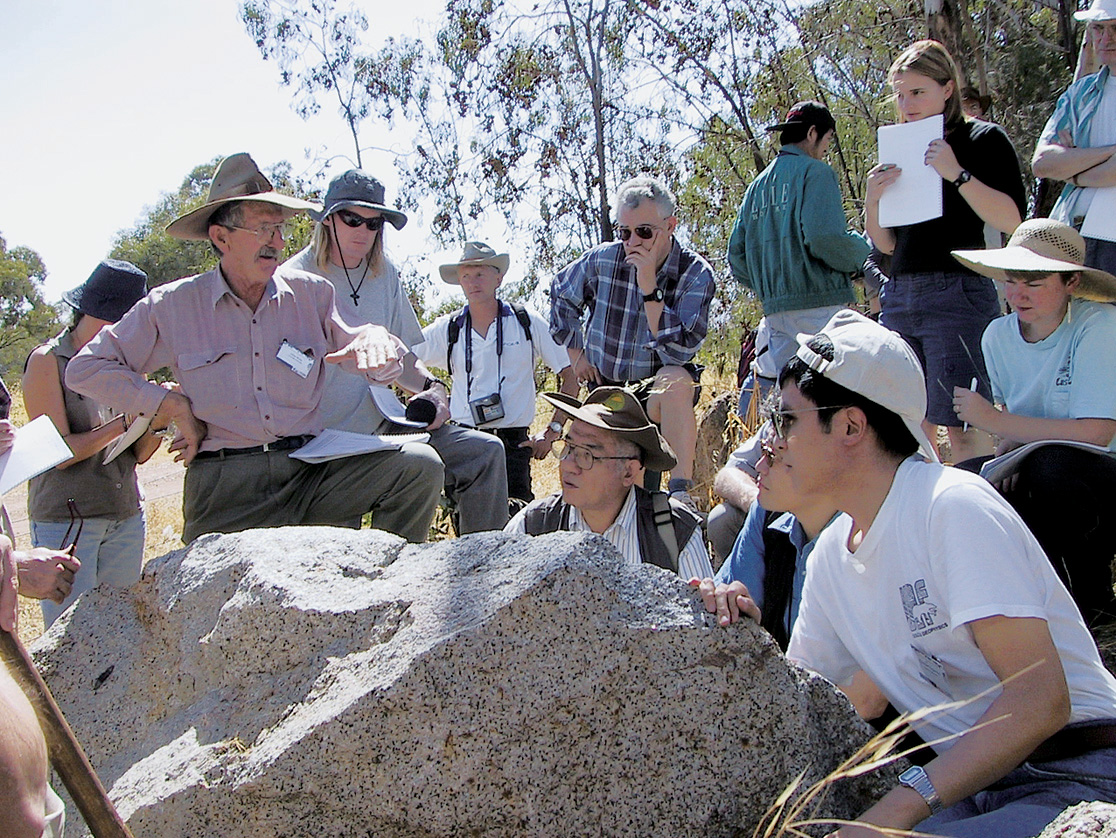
[1040,65,1112,225]
[548,239,715,382]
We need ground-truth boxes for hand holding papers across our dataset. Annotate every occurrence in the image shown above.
[877,115,944,227]
[0,415,73,497]
[368,385,428,429]
[103,415,152,464]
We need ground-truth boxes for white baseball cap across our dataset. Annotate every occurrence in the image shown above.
[1075,0,1116,21]
[795,309,938,463]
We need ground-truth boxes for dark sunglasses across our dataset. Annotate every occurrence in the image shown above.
[614,224,657,242]
[335,209,385,231]
[60,498,84,554]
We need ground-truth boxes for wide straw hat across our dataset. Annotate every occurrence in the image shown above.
[952,218,1116,302]
[795,309,939,463]
[1075,0,1116,21]
[62,259,148,322]
[541,387,677,472]
[438,241,511,285]
[165,153,321,241]
[310,169,408,230]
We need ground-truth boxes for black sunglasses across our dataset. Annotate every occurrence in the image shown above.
[335,209,385,231]
[614,224,658,242]
[60,498,84,554]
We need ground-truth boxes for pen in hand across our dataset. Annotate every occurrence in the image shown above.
[962,377,977,433]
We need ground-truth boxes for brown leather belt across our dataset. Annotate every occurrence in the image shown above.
[1028,721,1116,763]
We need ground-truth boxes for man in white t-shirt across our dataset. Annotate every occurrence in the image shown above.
[705,309,1116,837]
[1033,0,1116,273]
[413,242,577,502]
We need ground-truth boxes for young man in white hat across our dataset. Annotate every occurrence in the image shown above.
[505,387,712,579]
[1033,0,1116,273]
[67,153,443,544]
[950,218,1116,626]
[704,309,1116,837]
[412,241,577,504]
[284,171,510,534]
[549,176,715,511]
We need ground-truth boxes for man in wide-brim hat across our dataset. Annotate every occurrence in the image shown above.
[1032,0,1116,274]
[67,153,443,545]
[504,386,712,579]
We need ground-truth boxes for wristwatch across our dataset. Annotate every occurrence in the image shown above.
[642,287,664,303]
[898,766,943,814]
[952,169,972,189]
[546,420,564,436]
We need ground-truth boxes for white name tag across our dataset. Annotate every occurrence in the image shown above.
[277,340,314,378]
[912,645,951,698]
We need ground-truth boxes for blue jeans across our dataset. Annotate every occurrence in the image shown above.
[31,511,145,627]
[917,740,1116,837]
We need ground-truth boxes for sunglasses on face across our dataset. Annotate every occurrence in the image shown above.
[335,209,385,231]
[613,224,659,242]
[763,402,852,439]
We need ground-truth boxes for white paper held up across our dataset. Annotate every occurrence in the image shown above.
[103,415,152,464]
[0,415,73,497]
[368,385,428,428]
[877,115,944,227]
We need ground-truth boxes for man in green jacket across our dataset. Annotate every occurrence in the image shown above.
[728,101,869,374]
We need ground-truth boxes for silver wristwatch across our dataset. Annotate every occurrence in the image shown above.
[898,765,943,814]
[546,420,564,435]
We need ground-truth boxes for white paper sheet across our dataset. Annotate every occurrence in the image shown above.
[877,115,944,227]
[103,415,152,464]
[0,415,73,497]
[1081,186,1116,244]
[368,385,428,428]
[289,429,430,464]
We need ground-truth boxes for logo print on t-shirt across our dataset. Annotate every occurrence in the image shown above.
[900,578,946,637]
[1055,357,1072,388]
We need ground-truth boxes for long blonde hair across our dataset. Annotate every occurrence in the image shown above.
[889,40,965,128]
[312,214,386,274]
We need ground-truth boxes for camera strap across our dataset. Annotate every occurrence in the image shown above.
[463,304,505,405]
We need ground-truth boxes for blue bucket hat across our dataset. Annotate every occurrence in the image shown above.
[310,170,408,230]
[62,260,149,323]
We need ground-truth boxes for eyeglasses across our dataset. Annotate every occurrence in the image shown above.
[613,224,660,242]
[60,498,84,554]
[759,437,783,466]
[554,437,640,470]
[764,402,852,439]
[335,209,385,232]
[224,220,294,242]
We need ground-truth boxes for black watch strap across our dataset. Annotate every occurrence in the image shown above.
[642,287,664,303]
[952,169,972,189]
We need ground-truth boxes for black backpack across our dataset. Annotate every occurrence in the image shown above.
[445,301,533,375]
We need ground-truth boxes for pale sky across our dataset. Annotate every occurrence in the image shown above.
[0,0,458,304]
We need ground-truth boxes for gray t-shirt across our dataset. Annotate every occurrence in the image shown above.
[283,246,424,434]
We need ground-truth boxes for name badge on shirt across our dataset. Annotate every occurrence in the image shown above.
[277,340,314,379]
[912,645,951,697]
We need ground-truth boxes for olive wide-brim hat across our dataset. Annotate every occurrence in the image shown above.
[438,241,511,285]
[952,218,1116,302]
[542,387,677,472]
[165,153,322,241]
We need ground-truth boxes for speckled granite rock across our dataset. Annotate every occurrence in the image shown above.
[34,526,891,837]
[1041,802,1116,837]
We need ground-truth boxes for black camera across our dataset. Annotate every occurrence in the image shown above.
[469,392,505,425]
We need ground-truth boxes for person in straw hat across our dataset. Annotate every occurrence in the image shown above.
[412,240,578,506]
[1033,0,1116,273]
[708,308,1116,837]
[66,153,442,544]
[951,218,1116,626]
[504,387,712,579]
[284,172,509,533]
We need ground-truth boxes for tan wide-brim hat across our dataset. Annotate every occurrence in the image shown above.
[542,387,677,472]
[952,218,1116,302]
[165,153,322,241]
[438,241,511,285]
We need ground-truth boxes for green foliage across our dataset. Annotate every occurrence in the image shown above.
[109,158,319,288]
[0,234,62,378]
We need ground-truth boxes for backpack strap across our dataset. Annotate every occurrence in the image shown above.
[444,306,467,376]
[509,302,533,346]
[650,490,680,569]
[522,495,570,535]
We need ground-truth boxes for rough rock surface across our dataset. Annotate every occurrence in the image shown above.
[693,390,742,504]
[35,527,891,837]
[1040,802,1116,837]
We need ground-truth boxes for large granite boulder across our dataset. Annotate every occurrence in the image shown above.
[1040,802,1116,837]
[35,527,890,837]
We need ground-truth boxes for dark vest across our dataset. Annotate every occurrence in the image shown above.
[758,510,800,651]
[26,330,141,522]
[522,486,701,573]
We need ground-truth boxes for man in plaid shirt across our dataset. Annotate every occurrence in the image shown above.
[549,176,715,509]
